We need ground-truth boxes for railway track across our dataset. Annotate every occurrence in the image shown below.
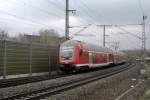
[0,62,134,100]
[0,64,118,89]
[0,63,125,89]
[0,73,69,89]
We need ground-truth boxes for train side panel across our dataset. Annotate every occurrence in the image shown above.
[59,40,126,72]
[113,52,126,64]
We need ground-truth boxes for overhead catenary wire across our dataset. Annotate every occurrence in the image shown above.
[16,1,64,18]
[73,24,92,35]
[80,0,103,18]
[72,0,95,24]
[0,10,64,31]
[56,0,65,6]
[0,11,47,26]
[116,26,142,40]
[79,1,97,23]
[0,17,47,27]
[0,0,65,31]
[1,0,64,19]
[70,0,89,25]
[107,27,141,50]
[69,0,95,36]
[138,0,145,15]
[47,0,64,12]
[73,13,91,25]
[77,10,95,24]
[70,0,94,23]
[80,0,113,23]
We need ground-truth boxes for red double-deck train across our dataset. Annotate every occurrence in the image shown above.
[59,40,126,72]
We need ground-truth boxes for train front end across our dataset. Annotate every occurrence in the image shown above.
[59,40,77,72]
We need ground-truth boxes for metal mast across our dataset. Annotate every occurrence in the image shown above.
[65,0,69,40]
[97,25,111,48]
[103,25,106,47]
[65,0,76,40]
[142,15,147,59]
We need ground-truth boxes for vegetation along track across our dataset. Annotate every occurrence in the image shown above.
[0,62,134,100]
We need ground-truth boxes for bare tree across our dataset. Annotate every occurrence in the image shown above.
[38,29,60,46]
[0,29,8,39]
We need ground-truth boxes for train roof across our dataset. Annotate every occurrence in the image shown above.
[61,40,79,46]
[61,40,112,53]
[87,43,111,52]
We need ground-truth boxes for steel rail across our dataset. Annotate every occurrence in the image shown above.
[0,73,69,89]
[0,63,133,100]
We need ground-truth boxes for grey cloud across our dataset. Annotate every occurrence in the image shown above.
[0,0,149,50]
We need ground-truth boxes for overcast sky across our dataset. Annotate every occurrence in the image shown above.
[0,0,149,50]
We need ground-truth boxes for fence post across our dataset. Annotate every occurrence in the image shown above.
[48,47,51,77]
[29,42,32,76]
[3,34,7,79]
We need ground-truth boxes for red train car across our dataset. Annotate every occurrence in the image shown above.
[59,40,125,72]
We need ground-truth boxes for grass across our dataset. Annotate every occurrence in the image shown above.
[140,62,150,100]
[141,63,150,78]
[140,88,150,100]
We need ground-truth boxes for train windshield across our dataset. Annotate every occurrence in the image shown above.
[60,46,74,60]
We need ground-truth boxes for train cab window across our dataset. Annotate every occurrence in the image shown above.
[60,46,74,60]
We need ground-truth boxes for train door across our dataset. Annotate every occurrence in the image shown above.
[113,54,117,64]
[108,54,113,63]
[89,52,93,67]
[107,54,109,63]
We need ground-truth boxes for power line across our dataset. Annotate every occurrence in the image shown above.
[108,28,141,50]
[73,0,95,23]
[0,0,65,30]
[5,0,64,19]
[80,0,103,17]
[0,17,47,27]
[0,11,46,26]
[0,10,64,31]
[77,11,95,24]
[79,0,97,23]
[74,13,90,25]
[116,26,142,40]
[72,0,95,23]
[138,0,144,15]
[70,0,88,24]
[67,1,87,24]
[97,24,142,48]
[17,1,64,18]
[74,24,92,35]
[47,0,64,12]
[70,24,91,28]
[80,0,114,23]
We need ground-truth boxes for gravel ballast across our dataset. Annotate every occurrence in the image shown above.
[47,63,142,100]
[0,66,120,99]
